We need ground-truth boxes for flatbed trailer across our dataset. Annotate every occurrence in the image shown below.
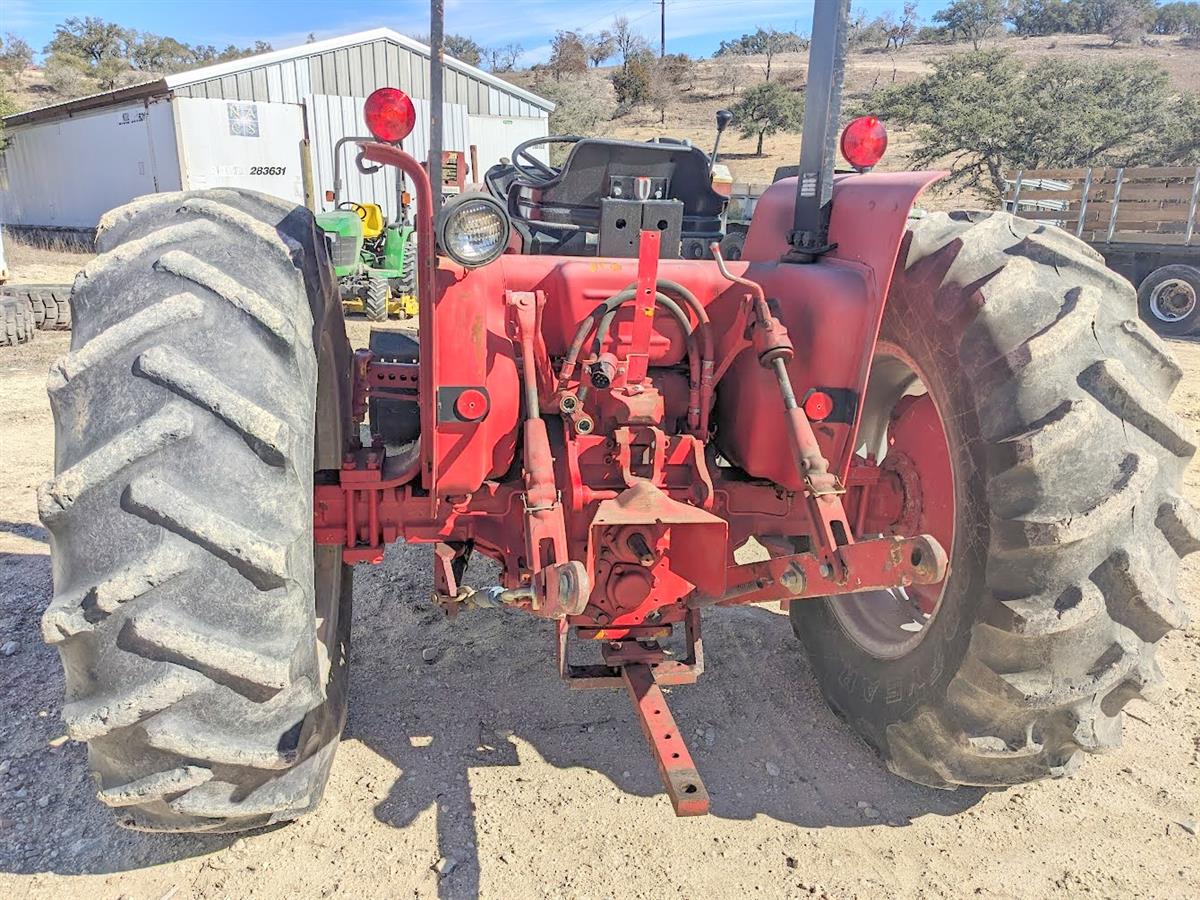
[1005,166,1200,336]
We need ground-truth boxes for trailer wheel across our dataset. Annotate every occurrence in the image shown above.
[1,295,35,346]
[39,189,354,832]
[1138,264,1200,336]
[364,277,390,322]
[719,230,745,262]
[791,211,1198,789]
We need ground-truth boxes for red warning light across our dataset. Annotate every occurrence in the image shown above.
[803,390,835,421]
[363,87,416,143]
[840,116,888,171]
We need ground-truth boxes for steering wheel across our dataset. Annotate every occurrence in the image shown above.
[509,135,586,186]
[338,201,369,222]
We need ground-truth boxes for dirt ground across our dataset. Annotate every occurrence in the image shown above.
[0,261,1198,898]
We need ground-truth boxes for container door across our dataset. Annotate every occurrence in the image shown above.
[174,97,306,203]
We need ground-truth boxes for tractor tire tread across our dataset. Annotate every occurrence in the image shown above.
[40,188,345,832]
[364,278,389,322]
[796,211,1198,790]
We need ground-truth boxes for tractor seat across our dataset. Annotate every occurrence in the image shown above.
[487,138,727,257]
[356,203,386,240]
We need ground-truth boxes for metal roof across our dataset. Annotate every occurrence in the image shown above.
[164,28,551,109]
[3,27,552,129]
[3,80,168,128]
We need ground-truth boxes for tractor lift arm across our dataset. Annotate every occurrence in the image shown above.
[693,533,947,610]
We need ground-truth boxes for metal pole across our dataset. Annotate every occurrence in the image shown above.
[429,0,445,220]
[1185,165,1200,246]
[1105,168,1125,244]
[659,0,666,57]
[1074,167,1094,238]
[785,0,851,263]
[1009,169,1024,212]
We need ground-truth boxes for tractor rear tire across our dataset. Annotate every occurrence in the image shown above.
[364,277,389,322]
[1,295,35,346]
[39,188,354,832]
[791,210,1198,789]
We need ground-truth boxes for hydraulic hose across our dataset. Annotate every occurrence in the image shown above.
[559,280,711,386]
[654,278,715,434]
[589,294,701,427]
[557,278,716,435]
[653,279,714,365]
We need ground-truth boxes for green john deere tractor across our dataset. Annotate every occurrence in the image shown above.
[315,136,418,321]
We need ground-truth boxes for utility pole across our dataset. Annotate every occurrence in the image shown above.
[658,0,665,57]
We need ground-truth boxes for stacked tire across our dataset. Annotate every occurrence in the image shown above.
[26,286,73,330]
[1,285,73,334]
[1,294,35,346]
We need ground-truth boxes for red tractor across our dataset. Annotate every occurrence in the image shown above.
[40,1,1197,831]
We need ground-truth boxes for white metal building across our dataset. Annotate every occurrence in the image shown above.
[0,28,553,231]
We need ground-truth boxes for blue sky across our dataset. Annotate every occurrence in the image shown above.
[0,0,946,66]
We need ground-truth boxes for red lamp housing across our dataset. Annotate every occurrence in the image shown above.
[840,116,888,171]
[363,87,416,143]
[803,390,835,422]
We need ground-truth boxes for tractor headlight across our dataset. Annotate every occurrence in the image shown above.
[435,194,510,267]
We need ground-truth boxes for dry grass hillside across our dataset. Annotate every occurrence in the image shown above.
[510,32,1200,207]
[3,31,1197,214]
[4,68,59,117]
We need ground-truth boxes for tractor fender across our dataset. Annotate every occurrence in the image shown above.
[741,171,945,297]
[715,171,945,490]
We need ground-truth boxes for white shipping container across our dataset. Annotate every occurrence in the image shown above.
[0,100,180,229]
[0,30,553,233]
[466,115,549,174]
[174,97,306,203]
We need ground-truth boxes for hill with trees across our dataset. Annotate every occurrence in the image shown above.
[2,3,1198,206]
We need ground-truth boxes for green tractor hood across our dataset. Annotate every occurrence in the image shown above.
[315,210,366,276]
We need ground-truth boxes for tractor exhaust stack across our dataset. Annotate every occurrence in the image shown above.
[786,0,851,263]
[428,0,445,220]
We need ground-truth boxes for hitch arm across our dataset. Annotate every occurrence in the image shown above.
[692,533,948,609]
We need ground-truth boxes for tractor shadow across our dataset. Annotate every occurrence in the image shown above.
[353,546,983,899]
[0,545,250,877]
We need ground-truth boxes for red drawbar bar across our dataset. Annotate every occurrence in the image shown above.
[621,663,710,816]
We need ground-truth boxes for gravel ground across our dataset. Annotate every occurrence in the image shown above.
[0,321,1197,899]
